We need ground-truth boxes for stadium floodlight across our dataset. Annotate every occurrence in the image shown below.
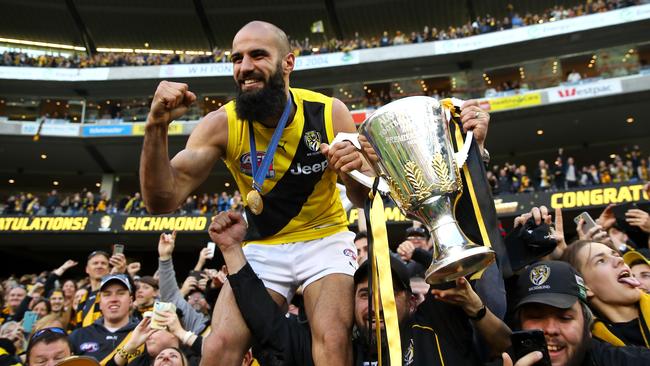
[0,37,85,51]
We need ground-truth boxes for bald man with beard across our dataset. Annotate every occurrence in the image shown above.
[140,21,371,365]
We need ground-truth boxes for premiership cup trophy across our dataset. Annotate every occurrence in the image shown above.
[334,96,495,284]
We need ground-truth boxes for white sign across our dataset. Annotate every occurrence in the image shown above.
[0,66,109,81]
[546,79,623,103]
[21,122,80,136]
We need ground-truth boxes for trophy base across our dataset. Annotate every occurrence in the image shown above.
[424,246,495,285]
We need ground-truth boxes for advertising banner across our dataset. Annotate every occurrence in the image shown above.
[82,124,132,137]
[131,122,183,136]
[547,79,623,103]
[21,122,80,137]
[482,92,542,112]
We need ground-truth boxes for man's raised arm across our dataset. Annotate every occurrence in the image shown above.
[140,80,226,213]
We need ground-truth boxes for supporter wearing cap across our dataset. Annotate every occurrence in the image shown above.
[503,261,650,366]
[134,276,158,320]
[69,274,147,366]
[209,211,511,365]
[396,226,432,278]
[624,249,650,294]
[26,327,73,366]
[75,249,127,329]
[562,240,650,348]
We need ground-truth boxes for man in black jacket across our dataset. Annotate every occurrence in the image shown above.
[69,274,146,366]
[210,211,511,365]
[503,261,650,366]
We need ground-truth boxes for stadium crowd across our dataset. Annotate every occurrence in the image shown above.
[488,148,650,195]
[1,190,244,216]
[0,0,641,68]
[1,183,650,366]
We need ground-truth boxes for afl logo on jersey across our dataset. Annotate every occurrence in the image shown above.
[239,152,275,178]
[304,131,322,152]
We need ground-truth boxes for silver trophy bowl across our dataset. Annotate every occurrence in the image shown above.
[357,96,495,284]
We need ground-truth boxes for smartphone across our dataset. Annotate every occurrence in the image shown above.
[511,329,552,366]
[113,244,125,255]
[573,212,597,234]
[23,311,39,333]
[206,242,216,259]
[151,301,176,330]
[189,270,203,281]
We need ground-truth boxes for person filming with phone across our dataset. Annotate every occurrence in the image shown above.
[503,261,650,366]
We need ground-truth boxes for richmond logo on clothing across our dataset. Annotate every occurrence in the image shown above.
[304,130,322,152]
[239,152,276,178]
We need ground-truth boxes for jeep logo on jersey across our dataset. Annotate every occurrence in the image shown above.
[79,342,99,353]
[304,131,322,152]
[290,161,328,175]
[239,152,275,178]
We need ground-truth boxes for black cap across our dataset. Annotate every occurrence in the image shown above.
[515,261,587,310]
[354,254,412,293]
[99,274,133,293]
[405,226,429,239]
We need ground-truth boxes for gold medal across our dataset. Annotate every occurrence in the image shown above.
[247,190,263,215]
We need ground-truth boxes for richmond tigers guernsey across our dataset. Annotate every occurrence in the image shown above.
[224,87,349,245]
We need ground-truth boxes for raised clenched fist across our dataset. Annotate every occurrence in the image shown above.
[147,81,197,126]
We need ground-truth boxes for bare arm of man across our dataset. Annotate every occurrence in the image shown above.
[320,98,371,208]
[140,81,228,213]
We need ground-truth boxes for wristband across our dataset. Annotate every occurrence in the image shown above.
[116,347,139,359]
[468,305,487,321]
[181,330,194,345]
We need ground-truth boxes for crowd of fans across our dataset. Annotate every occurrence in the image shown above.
[0,0,641,68]
[1,181,650,366]
[488,148,650,195]
[1,190,244,216]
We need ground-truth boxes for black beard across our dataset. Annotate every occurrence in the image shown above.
[235,66,287,124]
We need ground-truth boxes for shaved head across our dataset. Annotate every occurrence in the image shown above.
[235,21,291,57]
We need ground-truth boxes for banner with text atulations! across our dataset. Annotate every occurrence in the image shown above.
[1,183,647,233]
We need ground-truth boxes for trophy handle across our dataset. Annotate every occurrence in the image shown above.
[330,132,391,195]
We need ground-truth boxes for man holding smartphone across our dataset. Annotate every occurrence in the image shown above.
[504,261,650,366]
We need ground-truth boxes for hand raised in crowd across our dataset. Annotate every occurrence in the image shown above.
[513,205,551,227]
[430,277,483,318]
[547,208,567,260]
[110,253,127,274]
[459,99,489,149]
[197,273,209,291]
[576,219,610,243]
[208,212,247,252]
[502,351,543,366]
[116,317,156,365]
[158,231,177,261]
[194,248,212,271]
[397,240,416,261]
[127,262,141,277]
[147,81,197,126]
[180,276,199,296]
[155,310,197,346]
[596,204,616,230]
[206,265,228,289]
[53,259,78,276]
[626,209,650,233]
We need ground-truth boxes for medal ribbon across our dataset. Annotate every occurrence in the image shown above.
[248,93,293,193]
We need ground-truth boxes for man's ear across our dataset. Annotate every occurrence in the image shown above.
[283,53,295,74]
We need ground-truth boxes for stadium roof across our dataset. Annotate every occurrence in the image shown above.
[1,0,583,53]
